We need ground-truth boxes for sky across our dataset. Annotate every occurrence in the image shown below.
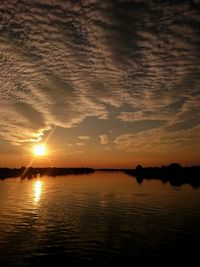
[0,0,200,168]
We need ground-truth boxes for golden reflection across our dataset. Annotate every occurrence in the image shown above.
[34,180,42,203]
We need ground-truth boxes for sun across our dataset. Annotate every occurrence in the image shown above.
[33,144,46,156]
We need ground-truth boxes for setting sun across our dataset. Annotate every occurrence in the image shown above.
[33,144,46,156]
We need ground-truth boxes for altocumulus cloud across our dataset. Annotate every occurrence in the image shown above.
[114,125,200,153]
[100,135,109,145]
[76,143,85,146]
[78,136,90,140]
[0,0,200,147]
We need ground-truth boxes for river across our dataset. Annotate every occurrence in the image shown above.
[0,171,199,265]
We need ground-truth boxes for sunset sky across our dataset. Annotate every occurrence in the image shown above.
[0,0,200,168]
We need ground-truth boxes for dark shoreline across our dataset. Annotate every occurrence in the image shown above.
[0,167,95,179]
[0,164,200,188]
[124,163,200,188]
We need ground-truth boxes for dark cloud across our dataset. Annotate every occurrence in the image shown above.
[0,0,199,149]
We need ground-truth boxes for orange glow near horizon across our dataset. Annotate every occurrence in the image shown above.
[0,139,199,168]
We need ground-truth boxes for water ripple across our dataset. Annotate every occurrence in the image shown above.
[0,172,200,265]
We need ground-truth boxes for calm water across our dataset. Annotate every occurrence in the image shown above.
[0,171,200,265]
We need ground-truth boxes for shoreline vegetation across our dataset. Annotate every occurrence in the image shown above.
[0,163,199,187]
[0,167,95,179]
[124,163,200,188]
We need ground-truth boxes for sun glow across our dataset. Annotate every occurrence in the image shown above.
[33,144,46,156]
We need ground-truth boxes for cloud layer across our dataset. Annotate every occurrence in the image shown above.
[0,0,199,153]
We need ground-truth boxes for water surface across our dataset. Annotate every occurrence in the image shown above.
[0,171,200,265]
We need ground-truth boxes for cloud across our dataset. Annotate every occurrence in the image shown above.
[0,0,199,149]
[76,142,85,146]
[78,136,90,140]
[0,103,48,145]
[100,135,109,145]
[114,125,200,153]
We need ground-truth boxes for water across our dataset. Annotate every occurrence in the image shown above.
[0,171,200,265]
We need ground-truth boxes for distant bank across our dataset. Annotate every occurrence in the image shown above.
[0,164,200,188]
[0,167,95,179]
[124,163,200,188]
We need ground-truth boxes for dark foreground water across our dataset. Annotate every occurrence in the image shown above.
[0,171,200,265]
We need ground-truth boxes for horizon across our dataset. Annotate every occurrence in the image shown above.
[0,162,199,170]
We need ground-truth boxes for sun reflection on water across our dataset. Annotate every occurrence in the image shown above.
[34,180,42,203]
